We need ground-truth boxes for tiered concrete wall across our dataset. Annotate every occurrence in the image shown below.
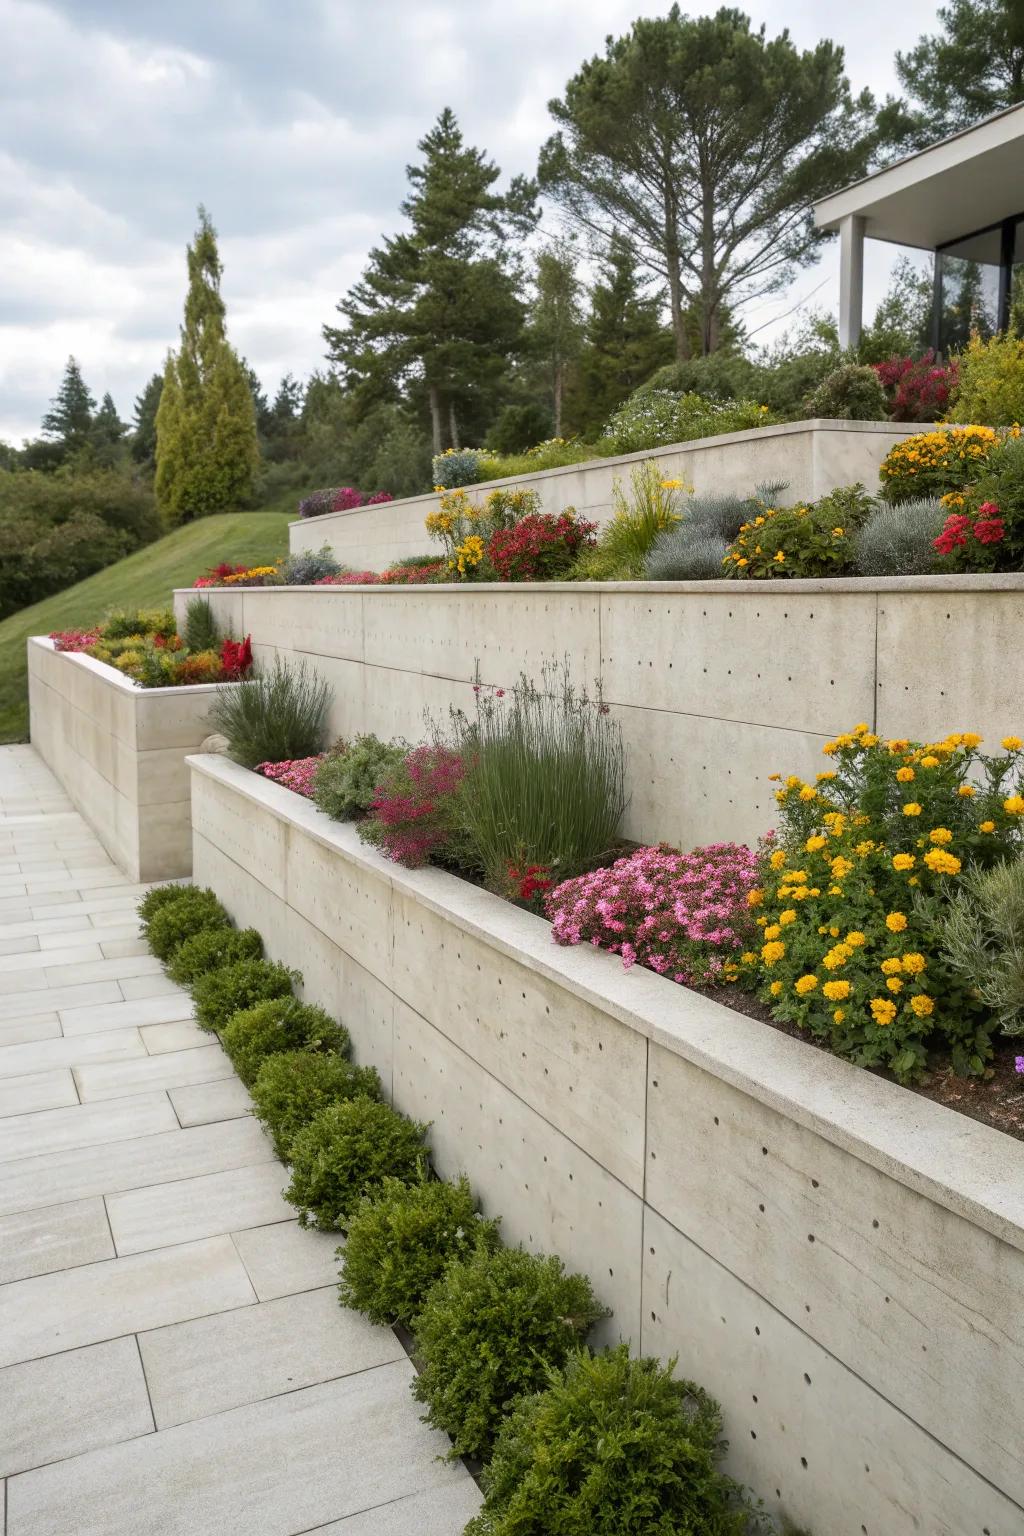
[189,753,1024,1536]
[288,419,924,571]
[173,575,1024,853]
[28,638,230,881]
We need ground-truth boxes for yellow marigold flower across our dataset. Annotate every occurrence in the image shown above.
[747,888,764,907]
[774,550,785,563]
[762,941,786,966]
[763,924,781,941]
[923,848,961,875]
[926,827,952,846]
[958,785,976,798]
[854,840,875,856]
[1001,736,1023,752]
[822,741,838,756]
[853,723,869,735]
[902,802,922,817]
[909,993,934,1017]
[880,957,903,975]
[786,870,808,884]
[902,952,926,974]
[769,979,783,996]
[778,909,797,926]
[962,733,983,748]
[1004,795,1024,816]
[870,997,897,1026]
[830,856,854,879]
[805,835,827,853]
[885,912,908,933]
[919,755,940,769]
[861,733,879,748]
[822,979,850,1001]
[823,944,852,970]
[831,526,844,537]
[828,884,844,896]
[794,974,818,995]
[886,976,904,993]
[786,775,802,789]
[980,820,996,833]
[799,786,817,801]
[896,767,915,783]
[808,887,821,897]
[740,952,756,966]
[768,772,781,782]
[888,739,909,752]
[774,788,787,803]
[845,931,866,948]
[892,853,916,871]
[833,1008,846,1023]
[769,849,786,870]
[829,926,840,938]
[816,771,837,782]
[834,733,855,748]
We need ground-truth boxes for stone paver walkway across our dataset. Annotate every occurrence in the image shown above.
[0,745,480,1536]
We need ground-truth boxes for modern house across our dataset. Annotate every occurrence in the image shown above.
[814,101,1024,352]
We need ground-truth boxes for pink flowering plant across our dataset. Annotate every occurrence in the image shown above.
[256,756,324,798]
[546,841,761,985]
[359,745,472,869]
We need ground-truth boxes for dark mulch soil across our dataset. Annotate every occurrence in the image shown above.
[698,983,1024,1142]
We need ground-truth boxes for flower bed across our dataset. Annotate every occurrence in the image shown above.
[50,607,253,687]
[188,750,1024,1536]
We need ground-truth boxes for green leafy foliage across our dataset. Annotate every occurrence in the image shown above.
[723,485,873,579]
[137,883,193,934]
[209,656,331,768]
[221,996,350,1087]
[602,391,772,456]
[312,736,407,820]
[411,1245,607,1461]
[940,858,1024,1035]
[285,1099,428,1231]
[146,888,230,961]
[467,1346,750,1535]
[250,1049,381,1159]
[949,334,1024,427]
[166,926,263,987]
[339,1174,501,1328]
[192,958,297,1034]
[807,364,888,421]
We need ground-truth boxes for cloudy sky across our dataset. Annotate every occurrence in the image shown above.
[2,0,940,444]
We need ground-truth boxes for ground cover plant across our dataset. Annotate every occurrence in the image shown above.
[312,736,407,819]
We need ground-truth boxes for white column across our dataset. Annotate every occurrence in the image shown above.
[838,213,865,352]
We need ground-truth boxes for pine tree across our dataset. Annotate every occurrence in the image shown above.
[568,237,673,437]
[325,109,537,454]
[528,243,584,438]
[155,207,259,525]
[131,373,164,465]
[90,392,127,467]
[41,357,95,455]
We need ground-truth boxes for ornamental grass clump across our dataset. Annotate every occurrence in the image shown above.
[939,859,1024,1035]
[192,958,297,1034]
[312,736,407,820]
[465,1346,750,1536]
[750,725,1024,1079]
[572,461,686,580]
[454,664,627,894]
[145,887,230,961]
[221,996,350,1087]
[339,1173,501,1329]
[250,1050,381,1159]
[547,842,760,985]
[166,925,263,987]
[285,1099,429,1231]
[208,656,331,769]
[411,1245,607,1462]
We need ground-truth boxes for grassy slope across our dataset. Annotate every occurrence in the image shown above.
[0,510,293,743]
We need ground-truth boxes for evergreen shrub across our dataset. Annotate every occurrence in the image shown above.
[221,996,349,1086]
[192,958,297,1033]
[146,888,230,961]
[250,1049,381,1159]
[285,1099,428,1230]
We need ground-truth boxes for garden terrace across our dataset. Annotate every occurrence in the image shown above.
[289,419,923,572]
[188,750,1024,1536]
[174,573,1024,853]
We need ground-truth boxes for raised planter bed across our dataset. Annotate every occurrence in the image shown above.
[174,574,1024,853]
[27,637,234,881]
[189,751,1024,1536]
[288,418,924,571]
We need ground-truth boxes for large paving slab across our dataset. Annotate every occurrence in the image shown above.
[0,746,478,1531]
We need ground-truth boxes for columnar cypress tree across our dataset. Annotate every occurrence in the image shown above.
[155,207,259,525]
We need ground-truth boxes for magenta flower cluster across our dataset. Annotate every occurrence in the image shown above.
[545,842,759,985]
[256,756,323,798]
[370,745,466,868]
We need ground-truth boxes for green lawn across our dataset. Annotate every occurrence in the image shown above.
[0,510,293,743]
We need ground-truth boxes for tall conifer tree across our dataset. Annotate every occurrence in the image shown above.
[41,357,95,455]
[155,207,259,524]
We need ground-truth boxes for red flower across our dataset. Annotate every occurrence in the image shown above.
[973,516,1005,545]
[219,634,253,680]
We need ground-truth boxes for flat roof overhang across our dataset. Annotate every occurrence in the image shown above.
[814,102,1024,252]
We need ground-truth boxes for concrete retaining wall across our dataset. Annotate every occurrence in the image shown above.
[189,752,1024,1536]
[288,419,924,571]
[27,638,232,881]
[173,575,1024,853]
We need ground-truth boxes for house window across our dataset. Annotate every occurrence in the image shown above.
[934,214,1024,352]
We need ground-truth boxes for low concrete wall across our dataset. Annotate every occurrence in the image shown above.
[28,638,232,881]
[288,419,924,571]
[173,575,1024,852]
[189,753,1024,1536]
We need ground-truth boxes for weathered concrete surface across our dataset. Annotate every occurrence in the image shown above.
[191,752,1024,1536]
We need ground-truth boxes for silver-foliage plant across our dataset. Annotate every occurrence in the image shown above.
[853,498,946,577]
[643,485,784,580]
[939,859,1024,1035]
[277,545,343,585]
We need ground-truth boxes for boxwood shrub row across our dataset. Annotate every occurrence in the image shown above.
[138,881,797,1535]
